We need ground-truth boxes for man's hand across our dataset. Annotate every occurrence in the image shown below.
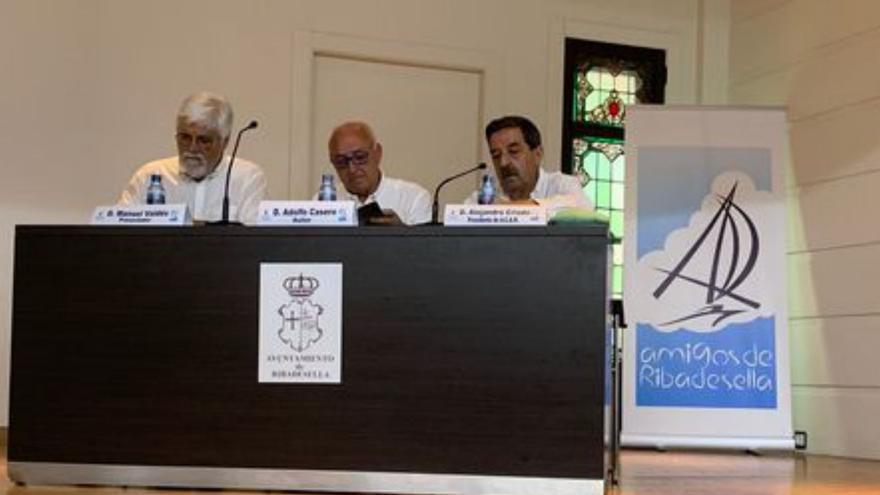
[367,209,404,225]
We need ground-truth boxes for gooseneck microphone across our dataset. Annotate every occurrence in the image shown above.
[430,162,487,224]
[214,120,258,225]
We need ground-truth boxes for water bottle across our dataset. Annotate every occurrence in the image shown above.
[318,173,337,201]
[146,174,166,205]
[477,174,495,205]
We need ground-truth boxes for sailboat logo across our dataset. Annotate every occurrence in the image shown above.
[652,182,761,327]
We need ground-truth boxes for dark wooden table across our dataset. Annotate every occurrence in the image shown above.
[9,225,609,495]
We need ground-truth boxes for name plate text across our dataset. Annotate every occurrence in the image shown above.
[444,204,547,226]
[257,201,356,226]
[91,204,189,226]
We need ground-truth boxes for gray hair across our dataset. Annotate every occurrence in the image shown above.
[177,91,234,140]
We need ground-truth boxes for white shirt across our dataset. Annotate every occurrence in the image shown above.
[118,156,268,225]
[466,168,593,216]
[336,174,431,225]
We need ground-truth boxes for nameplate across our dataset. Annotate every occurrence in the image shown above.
[91,204,189,226]
[257,201,357,226]
[443,204,547,226]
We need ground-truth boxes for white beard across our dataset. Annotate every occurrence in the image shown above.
[180,154,213,180]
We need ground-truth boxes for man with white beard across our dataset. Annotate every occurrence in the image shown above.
[118,92,267,224]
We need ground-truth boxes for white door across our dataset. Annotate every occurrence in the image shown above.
[310,54,483,214]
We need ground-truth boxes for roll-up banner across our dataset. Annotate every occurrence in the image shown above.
[622,106,793,450]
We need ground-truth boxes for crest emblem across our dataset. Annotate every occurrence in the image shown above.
[277,274,324,352]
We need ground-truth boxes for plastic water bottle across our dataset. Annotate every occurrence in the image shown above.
[477,174,495,205]
[146,174,166,205]
[318,173,337,201]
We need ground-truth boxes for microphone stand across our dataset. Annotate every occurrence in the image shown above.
[430,162,487,224]
[209,120,258,226]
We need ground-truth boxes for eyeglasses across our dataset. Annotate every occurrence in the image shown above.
[331,149,372,169]
[176,132,218,150]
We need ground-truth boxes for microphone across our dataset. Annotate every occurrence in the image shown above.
[430,162,487,224]
[214,120,258,225]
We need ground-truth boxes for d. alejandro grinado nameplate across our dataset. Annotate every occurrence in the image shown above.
[443,204,547,226]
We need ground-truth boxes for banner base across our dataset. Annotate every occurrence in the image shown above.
[621,434,794,451]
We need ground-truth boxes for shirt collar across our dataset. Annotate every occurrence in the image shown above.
[497,168,546,201]
[344,171,385,206]
[530,168,548,200]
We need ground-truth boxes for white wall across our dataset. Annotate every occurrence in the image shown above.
[730,0,880,459]
[0,0,724,425]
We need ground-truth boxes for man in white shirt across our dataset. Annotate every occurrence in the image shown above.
[468,115,592,216]
[327,121,430,225]
[118,92,268,224]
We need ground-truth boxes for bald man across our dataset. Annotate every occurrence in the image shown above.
[326,121,430,225]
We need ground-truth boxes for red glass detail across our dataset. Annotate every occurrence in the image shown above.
[609,101,621,117]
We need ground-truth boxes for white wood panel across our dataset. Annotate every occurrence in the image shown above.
[734,27,880,122]
[813,0,880,50]
[787,170,880,253]
[793,386,880,459]
[790,316,880,388]
[730,0,791,23]
[788,243,880,319]
[785,27,880,122]
[728,68,790,107]
[732,0,880,83]
[311,55,482,208]
[730,0,803,82]
[699,0,730,104]
[788,99,880,187]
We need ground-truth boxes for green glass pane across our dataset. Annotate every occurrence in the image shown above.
[596,156,611,181]
[582,176,596,205]
[610,210,623,239]
[613,244,623,265]
[611,182,625,209]
[585,91,600,113]
[567,66,647,300]
[578,68,642,127]
[584,185,596,207]
[612,158,626,181]
[596,181,611,208]
[584,152,598,180]
[612,265,623,296]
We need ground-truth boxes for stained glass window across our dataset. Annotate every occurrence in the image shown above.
[563,39,666,298]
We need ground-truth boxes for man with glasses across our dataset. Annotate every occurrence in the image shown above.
[327,121,430,225]
[118,92,268,224]
[468,115,592,216]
